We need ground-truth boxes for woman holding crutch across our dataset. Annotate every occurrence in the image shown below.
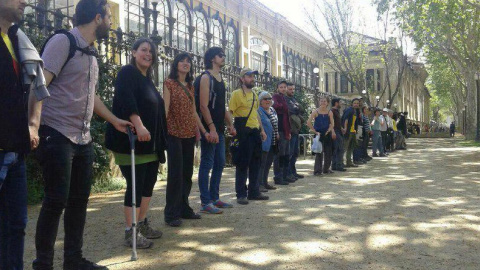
[106,38,168,249]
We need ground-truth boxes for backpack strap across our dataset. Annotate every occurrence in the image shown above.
[203,70,217,109]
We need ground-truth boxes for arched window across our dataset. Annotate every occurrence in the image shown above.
[211,18,223,48]
[173,1,189,51]
[250,38,271,73]
[193,11,208,56]
[295,55,301,84]
[225,25,237,65]
[301,59,307,87]
[153,0,169,44]
[125,0,144,35]
[287,53,294,81]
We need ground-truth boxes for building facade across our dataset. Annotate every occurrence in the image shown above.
[322,34,430,124]
[24,0,323,95]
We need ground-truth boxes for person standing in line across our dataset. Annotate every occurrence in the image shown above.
[371,108,387,157]
[33,1,132,269]
[450,122,456,137]
[105,38,167,247]
[353,100,366,165]
[330,98,346,172]
[0,0,49,268]
[396,112,407,150]
[381,108,390,155]
[307,97,335,176]
[163,53,212,226]
[196,47,236,214]
[272,81,294,185]
[285,82,305,180]
[229,68,268,205]
[257,91,279,191]
[341,98,360,168]
[361,106,373,161]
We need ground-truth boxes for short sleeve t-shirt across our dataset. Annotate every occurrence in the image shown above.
[229,89,259,129]
[1,32,19,76]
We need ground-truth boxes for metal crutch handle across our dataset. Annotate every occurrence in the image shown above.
[127,128,138,261]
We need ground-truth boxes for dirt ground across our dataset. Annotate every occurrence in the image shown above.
[23,138,480,270]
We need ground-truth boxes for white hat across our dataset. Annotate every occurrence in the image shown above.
[382,108,389,112]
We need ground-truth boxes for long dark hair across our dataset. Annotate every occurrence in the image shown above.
[168,52,193,85]
[130,38,158,80]
[204,47,223,69]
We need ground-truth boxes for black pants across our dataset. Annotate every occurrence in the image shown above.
[164,135,195,222]
[381,131,388,152]
[33,126,93,270]
[235,129,262,199]
[362,132,370,158]
[314,133,333,174]
[119,161,159,207]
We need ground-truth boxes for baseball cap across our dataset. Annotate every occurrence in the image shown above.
[239,68,259,77]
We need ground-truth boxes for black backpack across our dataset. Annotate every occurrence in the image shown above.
[193,70,217,119]
[40,29,98,82]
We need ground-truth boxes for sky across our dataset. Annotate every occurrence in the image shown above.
[257,0,391,41]
[257,0,418,55]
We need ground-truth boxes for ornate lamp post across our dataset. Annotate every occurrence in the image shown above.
[313,67,320,101]
[142,0,152,35]
[386,99,390,108]
[375,95,380,107]
[262,44,270,75]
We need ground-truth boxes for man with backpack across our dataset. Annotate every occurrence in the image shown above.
[0,0,49,268]
[195,47,236,214]
[33,1,131,269]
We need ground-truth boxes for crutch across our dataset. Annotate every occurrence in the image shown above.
[126,128,138,261]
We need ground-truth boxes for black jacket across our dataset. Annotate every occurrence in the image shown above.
[0,25,31,153]
[105,65,168,163]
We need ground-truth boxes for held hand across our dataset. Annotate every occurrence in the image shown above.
[209,130,219,144]
[136,125,151,142]
[286,133,291,140]
[332,131,337,140]
[227,126,237,137]
[276,134,280,140]
[341,128,346,135]
[29,125,39,150]
[204,132,212,143]
[261,130,267,142]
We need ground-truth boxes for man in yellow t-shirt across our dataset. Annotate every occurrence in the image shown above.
[229,68,268,204]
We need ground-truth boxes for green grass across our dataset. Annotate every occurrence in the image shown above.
[91,177,126,193]
[459,140,480,147]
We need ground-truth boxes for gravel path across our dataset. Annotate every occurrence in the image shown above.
[24,138,480,270]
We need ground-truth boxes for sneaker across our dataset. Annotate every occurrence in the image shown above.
[248,194,269,200]
[265,184,277,190]
[182,213,202,219]
[124,229,153,249]
[64,258,109,270]
[237,197,249,205]
[372,153,379,157]
[200,203,223,214]
[138,218,163,239]
[259,185,268,192]
[285,176,296,183]
[214,200,233,208]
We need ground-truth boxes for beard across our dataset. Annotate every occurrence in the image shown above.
[95,22,110,40]
[244,82,255,89]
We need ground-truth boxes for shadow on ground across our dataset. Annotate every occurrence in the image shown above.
[24,138,480,270]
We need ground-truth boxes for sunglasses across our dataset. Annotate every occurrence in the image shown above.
[217,53,226,58]
[262,98,272,101]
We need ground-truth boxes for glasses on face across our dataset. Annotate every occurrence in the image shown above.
[263,98,272,101]
[217,53,226,58]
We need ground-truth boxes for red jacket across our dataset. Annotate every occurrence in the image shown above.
[272,92,291,135]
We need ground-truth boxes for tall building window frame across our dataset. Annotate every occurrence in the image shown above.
[173,0,190,51]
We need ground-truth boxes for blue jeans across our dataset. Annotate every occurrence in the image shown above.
[372,130,384,155]
[331,131,345,169]
[198,133,225,205]
[288,134,299,176]
[0,152,27,270]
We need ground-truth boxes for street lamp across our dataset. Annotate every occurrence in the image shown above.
[375,95,380,107]
[262,44,270,75]
[394,103,398,112]
[151,0,159,37]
